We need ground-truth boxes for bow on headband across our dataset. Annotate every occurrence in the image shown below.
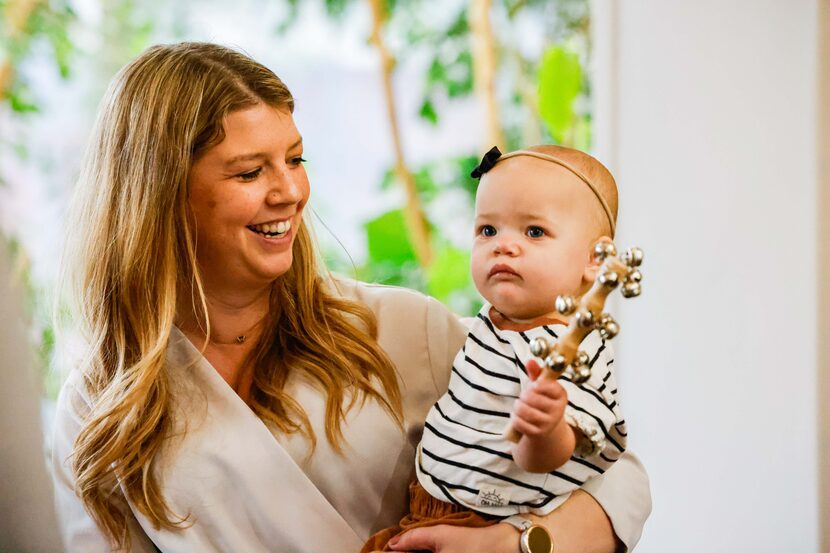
[470,146,502,179]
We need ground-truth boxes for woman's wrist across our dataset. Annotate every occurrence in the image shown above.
[526,490,620,553]
[493,521,522,553]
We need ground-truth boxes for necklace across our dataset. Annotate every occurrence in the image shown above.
[186,315,268,346]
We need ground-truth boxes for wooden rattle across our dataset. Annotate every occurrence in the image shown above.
[503,239,644,443]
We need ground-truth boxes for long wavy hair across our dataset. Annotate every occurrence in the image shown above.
[61,42,403,550]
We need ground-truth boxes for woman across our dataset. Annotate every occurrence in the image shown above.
[51,42,651,552]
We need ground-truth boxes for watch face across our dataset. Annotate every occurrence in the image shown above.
[523,525,553,553]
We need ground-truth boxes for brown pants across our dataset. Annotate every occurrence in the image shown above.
[360,482,499,553]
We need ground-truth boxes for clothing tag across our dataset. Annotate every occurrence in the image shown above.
[476,485,512,508]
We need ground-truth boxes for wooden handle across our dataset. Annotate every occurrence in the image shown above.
[502,252,635,444]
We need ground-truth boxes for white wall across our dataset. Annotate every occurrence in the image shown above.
[593,1,823,551]
[816,2,830,551]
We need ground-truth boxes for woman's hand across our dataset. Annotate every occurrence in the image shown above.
[387,522,517,553]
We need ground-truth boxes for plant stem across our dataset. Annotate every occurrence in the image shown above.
[469,0,505,150]
[367,0,433,268]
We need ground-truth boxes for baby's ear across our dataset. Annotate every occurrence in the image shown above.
[582,235,613,284]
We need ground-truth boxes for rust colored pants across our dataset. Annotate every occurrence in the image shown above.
[360,482,500,553]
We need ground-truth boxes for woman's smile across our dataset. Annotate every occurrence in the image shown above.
[247,217,293,238]
[246,216,296,250]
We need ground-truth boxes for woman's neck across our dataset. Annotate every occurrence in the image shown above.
[177,283,273,346]
[176,283,274,403]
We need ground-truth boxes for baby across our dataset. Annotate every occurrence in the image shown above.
[363,145,627,552]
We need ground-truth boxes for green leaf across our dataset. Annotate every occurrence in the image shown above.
[427,57,446,85]
[538,45,582,143]
[445,50,473,98]
[380,167,396,191]
[364,209,417,265]
[275,0,301,34]
[426,244,471,302]
[445,9,469,37]
[413,167,439,201]
[324,0,351,19]
[419,98,439,125]
[6,88,39,114]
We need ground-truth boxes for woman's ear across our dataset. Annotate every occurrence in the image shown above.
[582,235,612,285]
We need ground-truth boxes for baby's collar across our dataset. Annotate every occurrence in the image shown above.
[487,305,567,332]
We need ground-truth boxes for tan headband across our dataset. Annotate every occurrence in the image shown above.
[496,150,616,236]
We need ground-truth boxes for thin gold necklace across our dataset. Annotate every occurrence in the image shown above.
[204,315,268,346]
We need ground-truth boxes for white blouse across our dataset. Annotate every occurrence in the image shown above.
[51,280,651,552]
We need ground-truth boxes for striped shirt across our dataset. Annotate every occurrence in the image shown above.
[416,304,627,516]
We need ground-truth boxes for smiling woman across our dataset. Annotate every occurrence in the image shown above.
[187,105,308,290]
[50,42,650,553]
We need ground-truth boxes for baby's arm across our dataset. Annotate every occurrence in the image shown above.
[509,359,577,473]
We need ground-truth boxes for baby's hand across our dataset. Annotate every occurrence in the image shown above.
[510,359,569,438]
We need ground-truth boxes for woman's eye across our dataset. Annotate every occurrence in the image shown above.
[238,168,262,182]
[290,156,307,166]
[526,226,545,238]
[479,225,497,237]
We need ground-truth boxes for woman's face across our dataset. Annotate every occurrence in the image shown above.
[188,104,309,292]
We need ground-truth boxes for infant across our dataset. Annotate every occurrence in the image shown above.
[363,145,628,551]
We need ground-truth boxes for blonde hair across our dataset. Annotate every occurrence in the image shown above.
[62,42,402,549]
[526,144,619,237]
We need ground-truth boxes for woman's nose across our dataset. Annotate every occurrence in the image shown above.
[266,167,303,206]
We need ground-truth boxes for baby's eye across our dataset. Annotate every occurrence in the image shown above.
[526,226,545,238]
[238,167,263,182]
[479,225,497,237]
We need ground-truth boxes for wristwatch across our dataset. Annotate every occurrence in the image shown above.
[502,515,554,553]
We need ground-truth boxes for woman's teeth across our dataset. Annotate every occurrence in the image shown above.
[249,219,291,237]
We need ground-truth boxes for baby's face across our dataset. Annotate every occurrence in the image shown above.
[471,157,602,321]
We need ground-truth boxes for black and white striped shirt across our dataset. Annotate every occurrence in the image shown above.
[415,304,627,516]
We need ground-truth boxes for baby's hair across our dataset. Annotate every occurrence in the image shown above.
[525,145,619,238]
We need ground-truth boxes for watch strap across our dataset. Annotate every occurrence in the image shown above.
[501,515,554,553]
[503,514,534,531]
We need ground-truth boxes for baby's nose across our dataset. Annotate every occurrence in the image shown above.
[493,234,520,255]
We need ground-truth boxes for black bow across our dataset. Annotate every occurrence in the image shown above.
[470,146,502,179]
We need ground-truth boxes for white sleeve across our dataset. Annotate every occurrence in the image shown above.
[51,370,157,553]
[580,450,652,552]
[561,336,627,459]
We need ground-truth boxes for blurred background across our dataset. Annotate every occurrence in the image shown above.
[1,0,828,551]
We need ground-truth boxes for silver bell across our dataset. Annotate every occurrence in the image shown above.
[621,281,642,298]
[599,317,620,339]
[574,308,595,328]
[575,350,590,366]
[625,269,643,283]
[598,270,620,289]
[571,363,592,384]
[555,295,577,316]
[593,240,617,261]
[529,337,551,359]
[545,352,568,372]
[621,247,644,267]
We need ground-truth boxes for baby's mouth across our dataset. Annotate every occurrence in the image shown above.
[489,264,519,278]
[247,219,292,238]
